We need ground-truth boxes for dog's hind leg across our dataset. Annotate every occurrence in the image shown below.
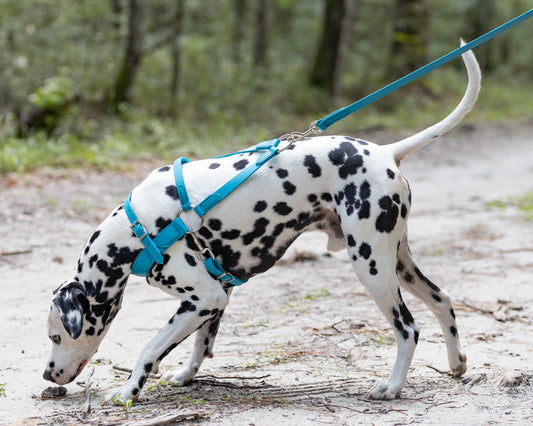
[347,231,419,400]
[160,289,232,387]
[396,233,467,376]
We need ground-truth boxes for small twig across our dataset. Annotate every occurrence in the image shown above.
[82,366,95,416]
[455,300,494,315]
[113,365,161,379]
[425,364,455,377]
[0,249,32,256]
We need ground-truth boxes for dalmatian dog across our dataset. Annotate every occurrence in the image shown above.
[43,46,480,403]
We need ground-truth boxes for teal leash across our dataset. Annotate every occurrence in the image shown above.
[304,9,533,135]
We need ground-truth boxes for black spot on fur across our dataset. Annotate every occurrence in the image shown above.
[165,185,179,200]
[177,300,197,315]
[157,166,171,172]
[158,343,178,361]
[221,229,241,239]
[155,217,172,233]
[276,168,288,178]
[369,260,378,275]
[88,230,101,245]
[210,239,241,269]
[359,243,372,259]
[359,181,371,200]
[321,193,333,202]
[375,195,399,233]
[399,302,414,325]
[347,235,356,247]
[414,267,441,292]
[199,226,213,239]
[450,326,457,336]
[209,162,220,169]
[283,181,297,195]
[273,202,292,216]
[387,169,395,179]
[242,218,270,245]
[184,253,197,267]
[303,155,322,178]
[328,142,365,179]
[233,159,249,170]
[107,244,140,267]
[254,201,267,212]
[208,219,222,231]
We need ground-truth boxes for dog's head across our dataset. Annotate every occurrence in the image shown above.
[43,281,103,385]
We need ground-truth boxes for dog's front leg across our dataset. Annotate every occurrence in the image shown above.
[160,307,226,387]
[103,288,229,404]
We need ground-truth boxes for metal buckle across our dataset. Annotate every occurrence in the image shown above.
[130,219,147,240]
[217,271,234,282]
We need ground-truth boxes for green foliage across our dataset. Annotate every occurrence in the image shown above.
[0,383,6,397]
[0,0,532,173]
[487,192,533,222]
[29,75,74,111]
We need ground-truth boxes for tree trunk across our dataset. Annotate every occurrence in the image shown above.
[463,0,497,72]
[232,0,246,65]
[170,0,185,118]
[309,0,350,98]
[388,0,428,80]
[110,0,143,111]
[253,0,268,68]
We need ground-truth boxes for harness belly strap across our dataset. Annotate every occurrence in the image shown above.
[124,194,164,275]
[124,138,281,284]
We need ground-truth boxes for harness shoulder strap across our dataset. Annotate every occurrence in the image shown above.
[194,139,280,217]
[173,157,191,211]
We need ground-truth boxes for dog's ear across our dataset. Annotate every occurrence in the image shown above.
[53,281,88,339]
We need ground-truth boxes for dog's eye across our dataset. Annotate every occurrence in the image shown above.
[50,335,61,345]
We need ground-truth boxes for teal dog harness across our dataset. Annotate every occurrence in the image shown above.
[124,138,285,285]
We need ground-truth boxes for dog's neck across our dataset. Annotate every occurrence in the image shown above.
[72,220,137,336]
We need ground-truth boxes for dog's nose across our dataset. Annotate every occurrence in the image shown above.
[43,369,55,382]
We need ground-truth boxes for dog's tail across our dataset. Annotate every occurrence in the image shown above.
[389,40,481,164]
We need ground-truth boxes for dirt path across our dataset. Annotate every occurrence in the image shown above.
[1,122,532,425]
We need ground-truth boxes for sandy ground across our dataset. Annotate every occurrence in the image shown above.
[1,122,532,425]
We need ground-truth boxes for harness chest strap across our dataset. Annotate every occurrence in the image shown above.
[124,138,282,284]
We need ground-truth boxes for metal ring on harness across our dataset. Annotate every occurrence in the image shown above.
[176,206,204,233]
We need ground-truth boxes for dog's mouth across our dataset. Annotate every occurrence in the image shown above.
[76,359,88,376]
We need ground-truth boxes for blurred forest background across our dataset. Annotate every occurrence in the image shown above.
[0,0,532,172]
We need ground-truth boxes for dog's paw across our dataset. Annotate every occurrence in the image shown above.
[366,381,402,400]
[450,350,467,377]
[160,368,196,387]
[102,385,138,406]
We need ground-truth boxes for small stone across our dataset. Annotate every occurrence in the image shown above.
[41,386,67,399]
